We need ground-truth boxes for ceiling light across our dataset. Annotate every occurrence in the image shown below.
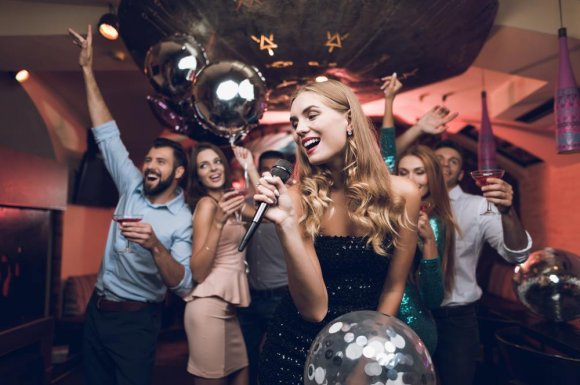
[15,70,30,83]
[98,8,119,41]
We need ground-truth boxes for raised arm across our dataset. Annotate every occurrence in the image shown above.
[232,145,260,193]
[68,25,112,127]
[481,178,531,263]
[381,73,402,129]
[70,26,140,191]
[254,175,328,322]
[379,74,402,173]
[377,176,421,316]
[395,106,459,155]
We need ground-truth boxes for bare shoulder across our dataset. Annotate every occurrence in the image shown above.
[389,175,421,201]
[192,196,217,219]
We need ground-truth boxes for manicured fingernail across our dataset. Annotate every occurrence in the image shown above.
[392,72,397,78]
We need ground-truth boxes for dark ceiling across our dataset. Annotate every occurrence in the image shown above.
[119,0,499,109]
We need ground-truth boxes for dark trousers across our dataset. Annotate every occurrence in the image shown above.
[83,294,162,385]
[238,286,287,385]
[432,303,480,385]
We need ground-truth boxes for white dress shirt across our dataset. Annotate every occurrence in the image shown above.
[442,185,532,306]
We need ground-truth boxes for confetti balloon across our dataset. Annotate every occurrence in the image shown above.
[513,248,580,322]
[192,60,268,141]
[144,34,208,100]
[304,310,436,385]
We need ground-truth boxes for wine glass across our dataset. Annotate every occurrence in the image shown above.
[469,169,505,215]
[113,213,144,253]
[419,200,434,214]
[224,185,248,223]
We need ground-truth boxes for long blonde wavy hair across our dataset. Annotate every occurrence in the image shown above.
[293,80,412,256]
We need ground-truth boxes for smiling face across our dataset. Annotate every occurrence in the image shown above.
[196,148,226,190]
[398,154,429,199]
[290,91,350,169]
[434,146,464,189]
[142,146,179,196]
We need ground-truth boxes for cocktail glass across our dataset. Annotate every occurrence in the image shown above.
[113,213,144,252]
[470,169,505,215]
[420,201,434,214]
[224,186,248,223]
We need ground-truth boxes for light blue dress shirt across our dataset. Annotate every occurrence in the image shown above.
[92,120,193,302]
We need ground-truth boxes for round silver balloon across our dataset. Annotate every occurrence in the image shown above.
[304,311,436,385]
[144,34,208,99]
[193,61,268,141]
[513,248,580,322]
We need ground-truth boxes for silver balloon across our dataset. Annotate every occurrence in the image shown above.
[513,248,580,322]
[192,61,268,141]
[144,34,208,99]
[304,311,436,385]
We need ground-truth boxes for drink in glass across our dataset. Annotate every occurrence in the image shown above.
[469,169,505,215]
[419,201,434,214]
[113,213,144,252]
[224,187,247,223]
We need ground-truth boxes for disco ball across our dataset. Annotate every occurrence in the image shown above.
[304,311,436,385]
[513,247,580,322]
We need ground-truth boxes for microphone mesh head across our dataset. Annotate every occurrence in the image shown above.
[271,159,293,183]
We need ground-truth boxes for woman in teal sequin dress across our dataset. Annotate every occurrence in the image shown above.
[379,74,458,355]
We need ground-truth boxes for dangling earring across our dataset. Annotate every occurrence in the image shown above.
[347,129,353,137]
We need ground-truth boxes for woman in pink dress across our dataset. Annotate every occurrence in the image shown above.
[184,142,253,385]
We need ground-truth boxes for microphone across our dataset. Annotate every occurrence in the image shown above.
[238,159,293,252]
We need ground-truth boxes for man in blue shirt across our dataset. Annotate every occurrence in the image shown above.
[69,26,193,385]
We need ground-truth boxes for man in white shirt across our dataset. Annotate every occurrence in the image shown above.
[431,140,532,385]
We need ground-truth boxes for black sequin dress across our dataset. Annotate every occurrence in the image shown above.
[259,235,392,385]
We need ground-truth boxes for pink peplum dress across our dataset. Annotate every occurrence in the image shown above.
[183,217,251,378]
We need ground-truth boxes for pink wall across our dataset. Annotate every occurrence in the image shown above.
[520,162,580,255]
[61,204,114,279]
[543,163,580,254]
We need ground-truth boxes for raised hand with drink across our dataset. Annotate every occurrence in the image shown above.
[224,186,248,223]
[469,169,508,215]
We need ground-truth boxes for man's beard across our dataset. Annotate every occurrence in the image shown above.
[143,167,176,196]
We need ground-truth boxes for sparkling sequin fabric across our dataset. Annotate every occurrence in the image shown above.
[259,235,392,385]
[397,217,445,355]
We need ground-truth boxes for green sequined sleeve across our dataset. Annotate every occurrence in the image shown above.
[417,218,445,309]
[380,126,397,173]
[381,125,444,308]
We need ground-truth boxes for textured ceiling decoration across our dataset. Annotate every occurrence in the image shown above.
[118,0,499,110]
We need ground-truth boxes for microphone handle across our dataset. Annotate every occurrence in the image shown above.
[238,203,268,252]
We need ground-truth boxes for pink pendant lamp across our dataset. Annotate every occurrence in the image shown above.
[555,1,580,153]
[478,90,498,170]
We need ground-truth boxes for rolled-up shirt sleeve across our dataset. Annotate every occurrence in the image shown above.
[481,208,532,264]
[168,218,194,298]
[502,231,532,263]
